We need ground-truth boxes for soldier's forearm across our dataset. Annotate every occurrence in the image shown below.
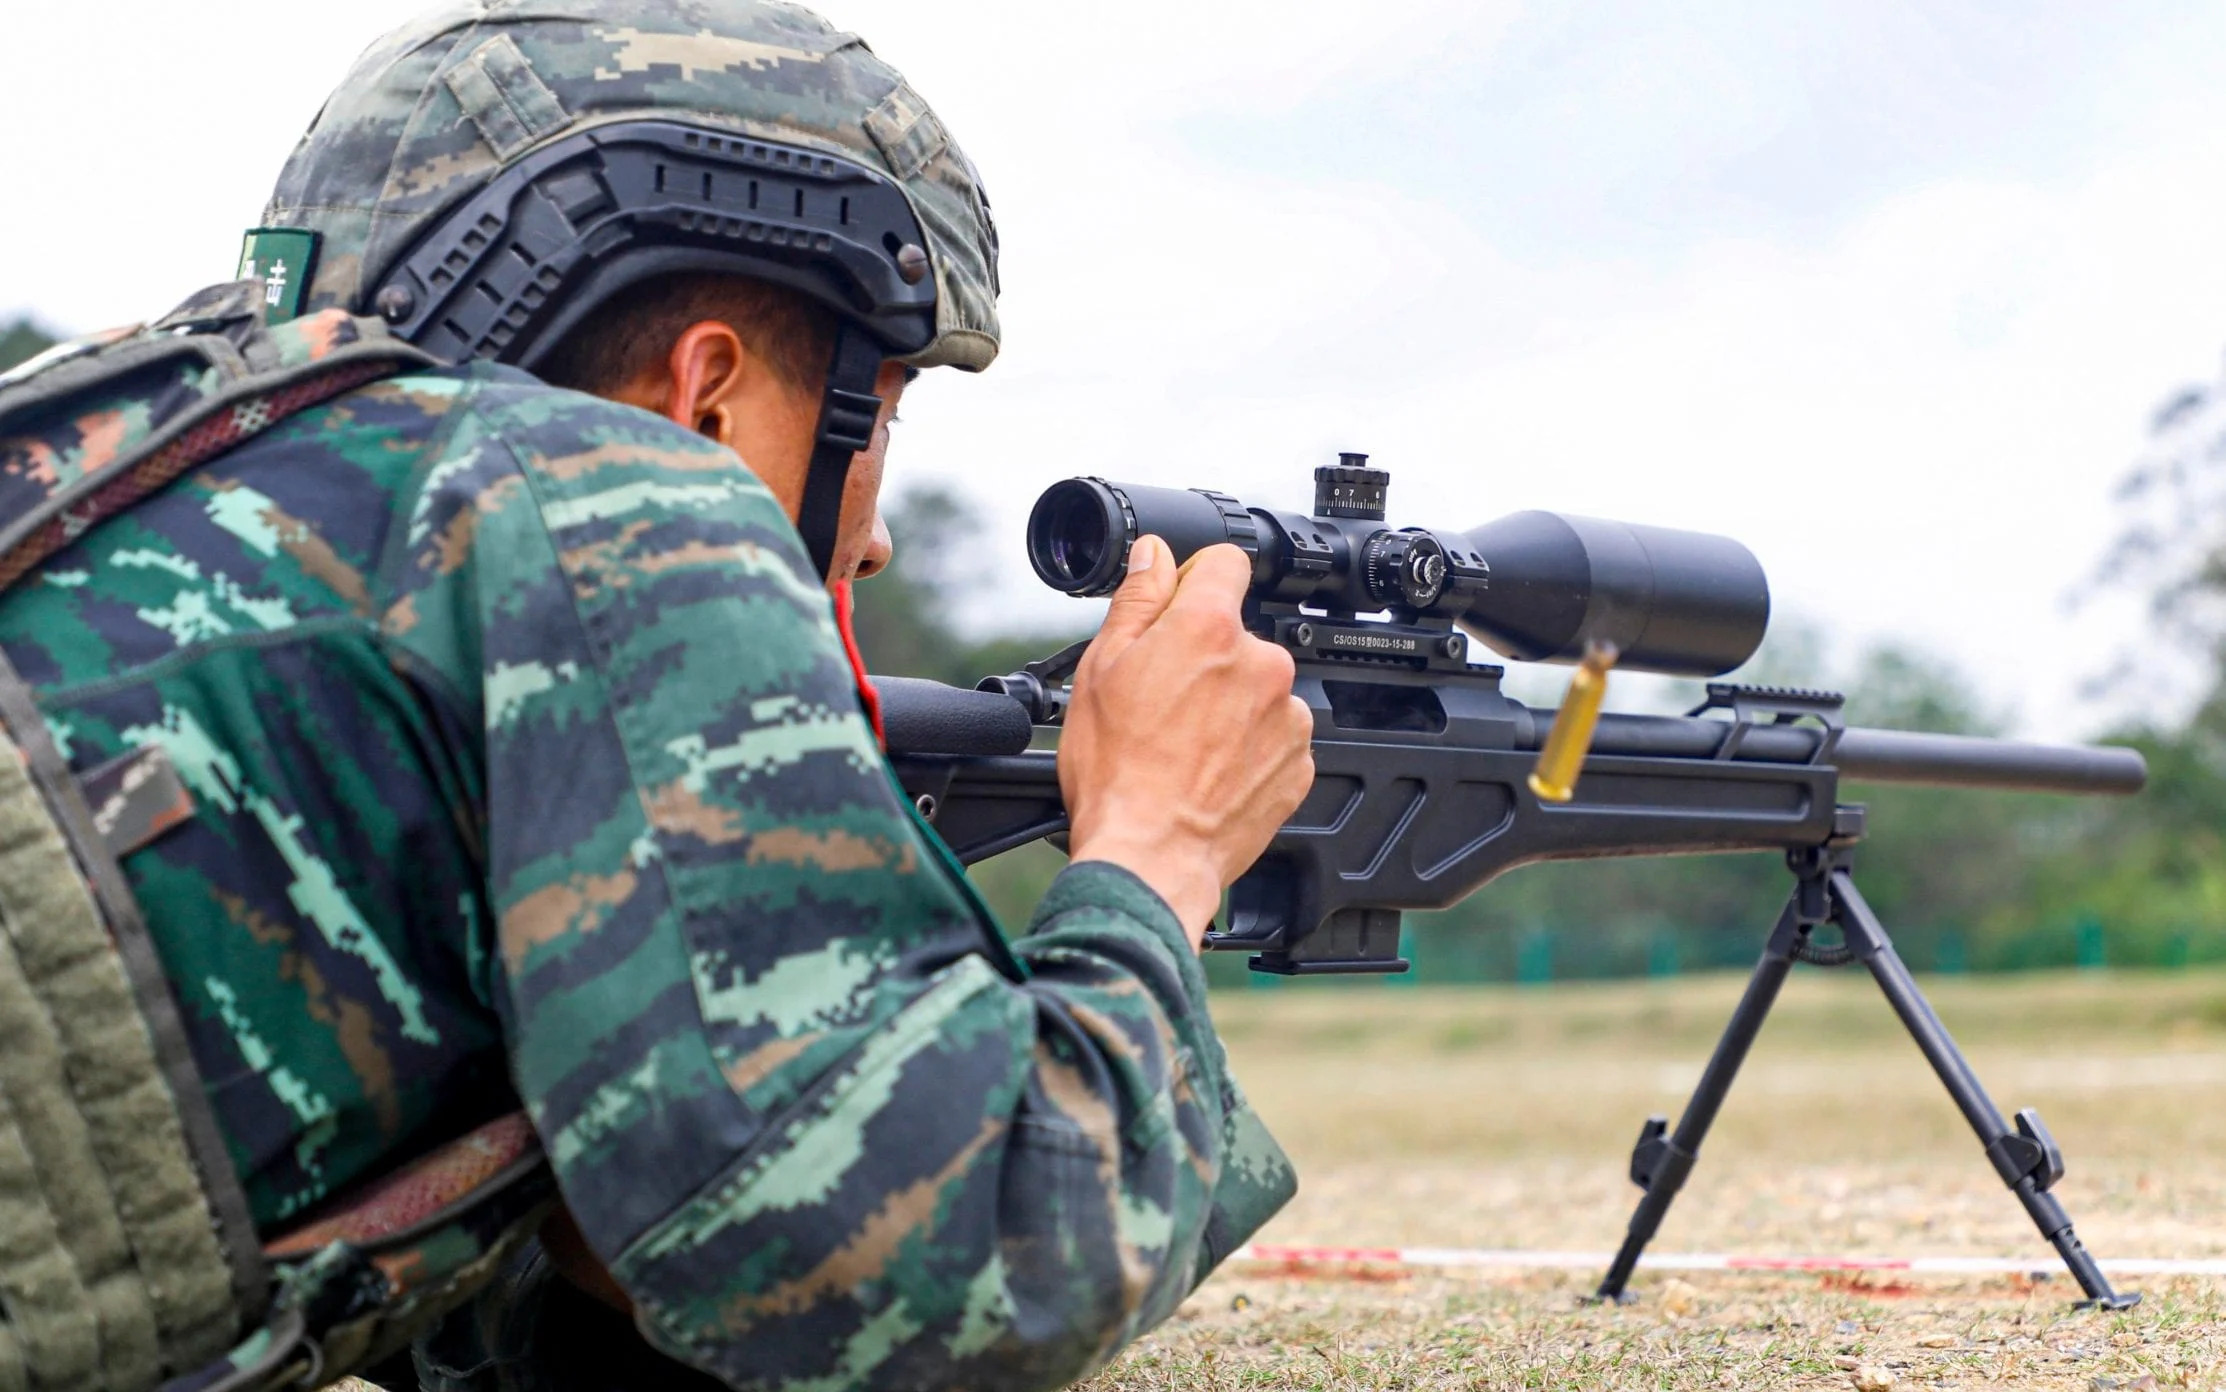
[589,863,1274,1392]
[1019,863,1298,1302]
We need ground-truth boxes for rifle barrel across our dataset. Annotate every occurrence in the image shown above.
[1832,727,2146,795]
[1579,713,2146,796]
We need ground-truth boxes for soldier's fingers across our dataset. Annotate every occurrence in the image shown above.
[1085,536,1178,670]
[1165,544,1254,618]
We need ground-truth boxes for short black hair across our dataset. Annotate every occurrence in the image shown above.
[533,272,838,397]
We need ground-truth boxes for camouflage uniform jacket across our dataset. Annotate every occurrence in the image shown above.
[0,358,1294,1389]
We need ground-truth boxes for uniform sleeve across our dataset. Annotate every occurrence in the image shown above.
[379,381,1291,1392]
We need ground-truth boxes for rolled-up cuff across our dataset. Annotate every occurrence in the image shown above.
[1027,860,1200,990]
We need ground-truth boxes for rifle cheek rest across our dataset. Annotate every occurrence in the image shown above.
[873,677,1034,757]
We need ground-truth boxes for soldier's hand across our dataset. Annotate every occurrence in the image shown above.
[1060,538,1315,946]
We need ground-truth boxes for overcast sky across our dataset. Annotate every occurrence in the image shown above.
[8,2,2226,738]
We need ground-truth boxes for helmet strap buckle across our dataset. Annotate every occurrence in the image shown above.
[798,322,885,580]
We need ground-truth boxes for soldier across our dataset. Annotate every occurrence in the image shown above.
[0,2,1311,1390]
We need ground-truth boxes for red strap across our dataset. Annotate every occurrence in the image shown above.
[0,310,423,597]
[263,1111,540,1261]
[832,580,885,747]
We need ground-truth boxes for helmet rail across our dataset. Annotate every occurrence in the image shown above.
[367,119,937,369]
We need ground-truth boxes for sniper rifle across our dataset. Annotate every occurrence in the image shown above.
[870,458,2149,1310]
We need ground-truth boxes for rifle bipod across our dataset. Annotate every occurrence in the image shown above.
[1590,807,2138,1310]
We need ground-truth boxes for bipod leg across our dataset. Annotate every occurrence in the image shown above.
[1829,870,2138,1311]
[1592,894,1809,1304]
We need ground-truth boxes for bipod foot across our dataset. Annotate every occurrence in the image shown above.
[1590,908,1804,1304]
[2032,1203,2139,1312]
[1828,870,2139,1312]
[2075,1292,2142,1312]
[1581,1287,1640,1308]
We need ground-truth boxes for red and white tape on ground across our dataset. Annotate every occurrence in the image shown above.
[1233,1245,2226,1277]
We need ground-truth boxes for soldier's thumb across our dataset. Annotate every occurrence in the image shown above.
[1090,536,1178,665]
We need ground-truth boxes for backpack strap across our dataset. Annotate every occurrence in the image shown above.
[164,1115,555,1392]
[0,297,435,595]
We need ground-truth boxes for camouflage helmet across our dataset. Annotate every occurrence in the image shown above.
[258,0,1000,373]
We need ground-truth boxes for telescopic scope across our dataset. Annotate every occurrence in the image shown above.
[1024,459,1771,677]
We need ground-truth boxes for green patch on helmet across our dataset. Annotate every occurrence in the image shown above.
[235,229,321,325]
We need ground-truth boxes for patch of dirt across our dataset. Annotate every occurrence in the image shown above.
[1083,973,2226,1390]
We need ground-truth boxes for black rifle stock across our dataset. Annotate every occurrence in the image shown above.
[880,672,2143,974]
[870,459,2150,1310]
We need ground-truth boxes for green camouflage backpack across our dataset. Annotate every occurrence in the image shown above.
[0,281,555,1392]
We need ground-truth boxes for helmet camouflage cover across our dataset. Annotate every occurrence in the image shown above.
[263,0,1000,371]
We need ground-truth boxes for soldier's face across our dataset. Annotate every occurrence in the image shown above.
[838,363,907,584]
[698,355,903,586]
[609,320,905,588]
[733,359,905,586]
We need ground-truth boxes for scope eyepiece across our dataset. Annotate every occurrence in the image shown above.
[1027,478,1261,596]
[1025,478,1128,594]
[1022,464,1771,677]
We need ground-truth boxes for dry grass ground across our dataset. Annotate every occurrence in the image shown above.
[1085,970,2226,1391]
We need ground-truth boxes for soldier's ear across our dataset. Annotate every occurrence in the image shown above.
[696,403,736,443]
[662,320,750,437]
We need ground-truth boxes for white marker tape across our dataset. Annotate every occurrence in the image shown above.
[1236,1244,2226,1277]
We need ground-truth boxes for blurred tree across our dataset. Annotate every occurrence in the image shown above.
[2048,357,2226,967]
[0,318,58,374]
[2093,364,2226,680]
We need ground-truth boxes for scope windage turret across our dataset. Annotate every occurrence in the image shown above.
[1024,464,1771,677]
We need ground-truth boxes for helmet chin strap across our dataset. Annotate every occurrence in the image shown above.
[797,322,886,581]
